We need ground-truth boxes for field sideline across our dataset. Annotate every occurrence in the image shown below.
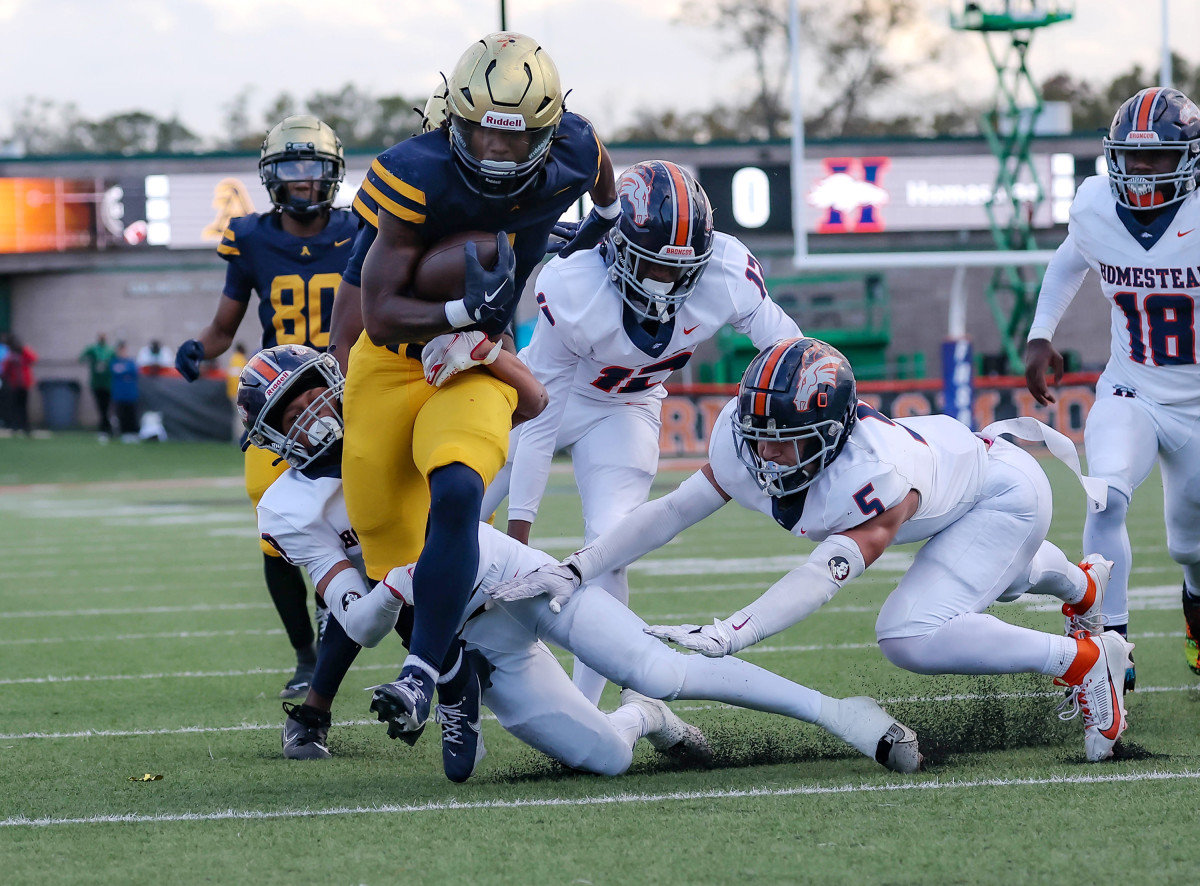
[2,433,1199,885]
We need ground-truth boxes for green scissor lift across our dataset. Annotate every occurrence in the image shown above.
[951,1,1074,370]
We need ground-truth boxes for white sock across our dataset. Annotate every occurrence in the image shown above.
[606,703,648,750]
[1025,541,1088,604]
[1083,487,1131,625]
[1042,634,1080,679]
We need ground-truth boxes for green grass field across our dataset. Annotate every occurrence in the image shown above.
[1,432,1198,885]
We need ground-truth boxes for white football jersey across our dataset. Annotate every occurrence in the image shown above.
[509,233,800,521]
[257,470,362,585]
[522,232,800,406]
[1068,175,1200,404]
[707,398,988,544]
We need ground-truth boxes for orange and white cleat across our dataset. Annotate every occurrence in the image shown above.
[1062,554,1113,637]
[1057,630,1133,761]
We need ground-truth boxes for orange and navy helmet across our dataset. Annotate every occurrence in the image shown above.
[607,160,715,323]
[1104,87,1200,210]
[733,338,857,497]
[236,344,345,470]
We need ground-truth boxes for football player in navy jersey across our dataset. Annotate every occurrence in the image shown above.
[175,115,359,698]
[331,33,619,744]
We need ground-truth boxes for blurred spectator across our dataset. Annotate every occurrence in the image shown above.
[110,341,140,443]
[79,332,115,437]
[0,336,37,434]
[226,342,247,400]
[0,333,9,428]
[226,342,248,439]
[136,340,174,376]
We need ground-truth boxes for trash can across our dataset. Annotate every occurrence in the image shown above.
[38,379,81,430]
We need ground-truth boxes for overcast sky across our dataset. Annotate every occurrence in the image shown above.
[2,0,1198,142]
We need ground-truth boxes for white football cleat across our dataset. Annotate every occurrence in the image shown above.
[1058,630,1132,762]
[1062,554,1113,636]
[818,695,922,773]
[620,688,714,766]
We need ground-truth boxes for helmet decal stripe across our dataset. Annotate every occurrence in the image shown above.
[665,162,692,247]
[1137,88,1161,130]
[246,354,281,384]
[750,339,795,415]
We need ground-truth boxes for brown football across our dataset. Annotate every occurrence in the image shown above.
[411,230,500,302]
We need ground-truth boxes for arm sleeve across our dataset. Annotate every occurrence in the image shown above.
[569,470,728,580]
[720,535,866,651]
[734,294,803,350]
[506,301,580,524]
[324,569,403,648]
[1027,232,1092,342]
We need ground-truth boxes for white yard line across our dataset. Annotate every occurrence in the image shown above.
[0,628,285,647]
[4,769,1199,828]
[5,684,1197,741]
[0,602,274,619]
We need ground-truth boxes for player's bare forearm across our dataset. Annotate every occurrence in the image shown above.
[841,489,920,566]
[507,520,532,545]
[590,145,617,206]
[328,282,363,373]
[195,296,248,359]
[486,350,548,423]
[360,213,453,345]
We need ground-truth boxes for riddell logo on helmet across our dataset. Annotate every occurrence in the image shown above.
[1126,131,1161,142]
[481,111,525,131]
[264,371,292,399]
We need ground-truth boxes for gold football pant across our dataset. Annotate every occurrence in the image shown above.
[342,335,517,580]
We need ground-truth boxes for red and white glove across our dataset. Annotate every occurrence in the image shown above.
[421,331,501,387]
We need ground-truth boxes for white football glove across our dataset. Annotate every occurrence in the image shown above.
[485,561,582,614]
[644,620,738,658]
[421,331,501,387]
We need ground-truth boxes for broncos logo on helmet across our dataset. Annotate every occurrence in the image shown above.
[794,350,843,412]
[733,338,858,497]
[1104,87,1200,211]
[618,171,652,227]
[607,160,714,324]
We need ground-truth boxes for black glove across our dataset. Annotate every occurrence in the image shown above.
[175,339,205,382]
[544,221,580,256]
[554,208,617,259]
[463,232,518,337]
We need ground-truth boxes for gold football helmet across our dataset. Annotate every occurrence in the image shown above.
[259,114,345,218]
[444,32,564,197]
[420,85,449,134]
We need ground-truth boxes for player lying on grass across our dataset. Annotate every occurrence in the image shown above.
[241,342,923,780]
[237,339,543,773]
[489,337,1134,763]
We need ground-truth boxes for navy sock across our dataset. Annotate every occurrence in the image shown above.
[409,463,483,670]
[263,552,314,651]
[310,617,362,700]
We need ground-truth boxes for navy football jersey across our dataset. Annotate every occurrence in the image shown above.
[350,111,602,295]
[218,209,360,351]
